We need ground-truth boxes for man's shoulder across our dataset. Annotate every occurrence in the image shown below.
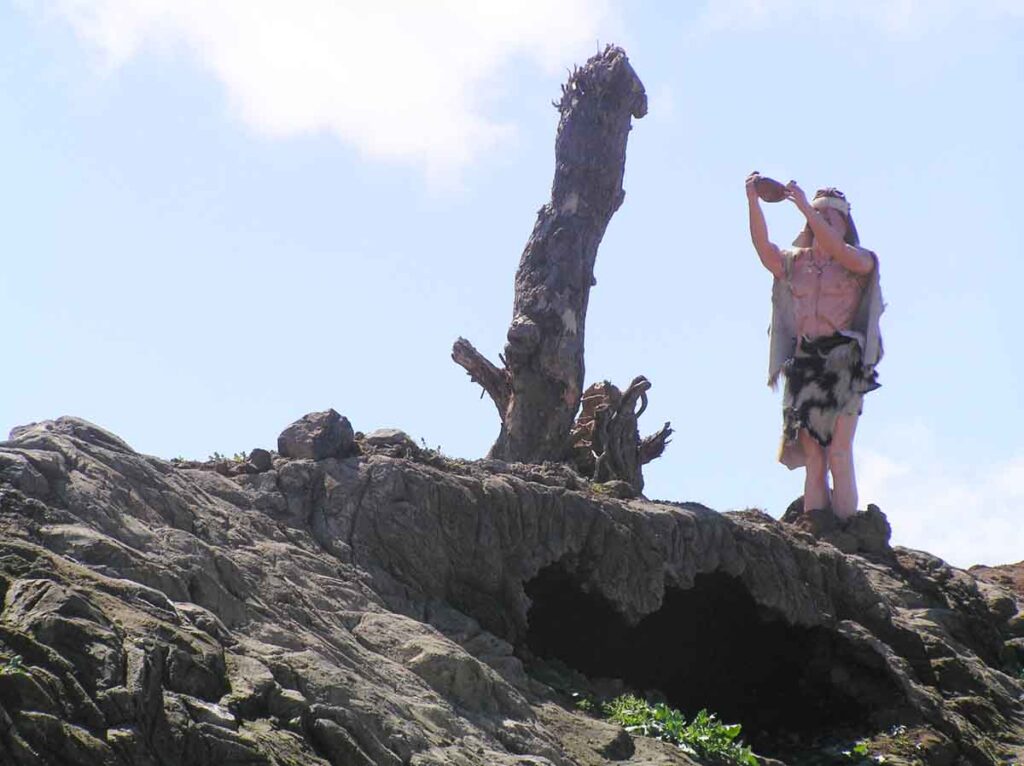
[852,245,879,273]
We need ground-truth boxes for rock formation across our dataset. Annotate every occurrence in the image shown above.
[0,414,1021,765]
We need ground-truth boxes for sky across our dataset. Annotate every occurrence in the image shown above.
[2,1,1022,569]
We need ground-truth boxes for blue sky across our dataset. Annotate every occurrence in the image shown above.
[3,1,1022,567]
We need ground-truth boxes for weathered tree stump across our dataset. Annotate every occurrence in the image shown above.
[453,45,671,490]
[569,377,673,494]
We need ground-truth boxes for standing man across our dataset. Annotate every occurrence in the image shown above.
[746,173,884,520]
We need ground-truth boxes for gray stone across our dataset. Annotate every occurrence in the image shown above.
[0,451,50,497]
[10,710,118,766]
[181,696,237,730]
[7,416,135,454]
[277,409,355,460]
[267,687,308,721]
[363,428,419,452]
[1008,612,1024,638]
[0,417,1021,765]
[96,686,134,725]
[846,503,893,554]
[310,718,375,766]
[247,448,273,472]
[781,501,892,556]
[364,428,414,446]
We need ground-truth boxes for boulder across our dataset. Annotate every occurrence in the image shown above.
[276,410,355,461]
[247,448,273,472]
[362,428,418,451]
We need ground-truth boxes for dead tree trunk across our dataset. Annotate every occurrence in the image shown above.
[454,46,668,484]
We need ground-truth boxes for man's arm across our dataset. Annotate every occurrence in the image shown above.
[785,181,874,274]
[746,173,784,278]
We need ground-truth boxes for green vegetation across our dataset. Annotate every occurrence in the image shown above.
[206,451,248,463]
[601,694,758,766]
[787,725,928,765]
[838,740,874,763]
[0,654,25,675]
[571,691,595,713]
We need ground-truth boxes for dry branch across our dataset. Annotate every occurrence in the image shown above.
[451,337,511,418]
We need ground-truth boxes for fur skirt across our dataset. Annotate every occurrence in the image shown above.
[781,333,880,453]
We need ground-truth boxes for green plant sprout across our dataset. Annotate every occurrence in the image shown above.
[602,694,758,766]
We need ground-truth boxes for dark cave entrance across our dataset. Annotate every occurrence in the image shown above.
[523,565,903,754]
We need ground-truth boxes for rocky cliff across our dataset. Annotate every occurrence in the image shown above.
[0,414,1021,765]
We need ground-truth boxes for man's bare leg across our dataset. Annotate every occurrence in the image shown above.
[799,429,830,511]
[828,414,859,519]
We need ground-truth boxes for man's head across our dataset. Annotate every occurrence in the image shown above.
[793,187,860,247]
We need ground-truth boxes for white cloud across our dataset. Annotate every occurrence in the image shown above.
[858,424,1024,569]
[25,0,615,180]
[697,0,1024,36]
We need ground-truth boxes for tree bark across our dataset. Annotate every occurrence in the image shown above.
[453,46,665,478]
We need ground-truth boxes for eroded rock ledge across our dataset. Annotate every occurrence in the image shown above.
[0,416,1021,765]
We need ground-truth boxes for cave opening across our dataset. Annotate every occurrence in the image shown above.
[523,564,904,754]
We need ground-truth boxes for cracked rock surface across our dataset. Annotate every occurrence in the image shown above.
[0,416,1021,765]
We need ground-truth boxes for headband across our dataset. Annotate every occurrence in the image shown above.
[812,195,850,216]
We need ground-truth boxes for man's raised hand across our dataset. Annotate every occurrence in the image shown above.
[746,171,761,202]
[785,180,810,212]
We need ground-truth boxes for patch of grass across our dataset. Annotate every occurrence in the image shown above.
[0,654,25,675]
[571,691,596,713]
[205,451,248,463]
[789,725,929,766]
[601,694,758,766]
[838,739,875,763]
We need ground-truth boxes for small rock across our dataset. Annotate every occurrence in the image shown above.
[182,697,238,730]
[780,496,805,524]
[268,687,309,721]
[844,504,893,554]
[277,410,355,461]
[248,448,273,472]
[362,428,418,451]
[782,502,891,556]
[1007,612,1024,638]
